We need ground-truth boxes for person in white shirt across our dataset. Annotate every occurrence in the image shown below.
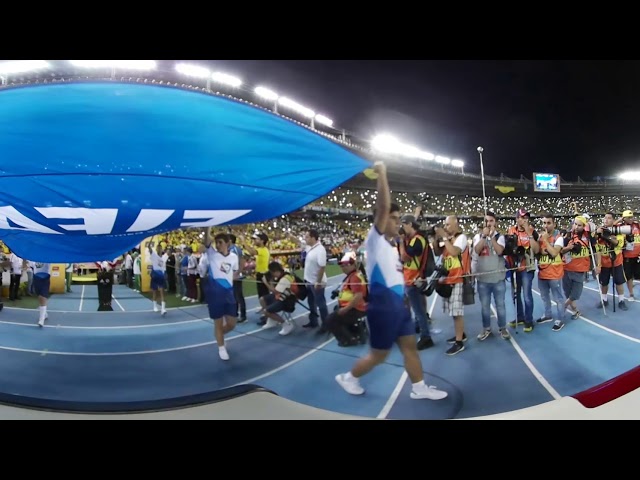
[335,162,448,400]
[148,243,167,315]
[9,252,23,301]
[33,262,51,327]
[203,229,239,361]
[303,229,328,331]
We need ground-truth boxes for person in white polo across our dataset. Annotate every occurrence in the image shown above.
[303,229,328,332]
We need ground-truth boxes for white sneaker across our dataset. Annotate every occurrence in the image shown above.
[218,347,229,361]
[161,309,167,316]
[279,321,295,336]
[38,318,45,328]
[262,318,279,329]
[153,304,159,312]
[410,385,448,400]
[335,373,365,395]
[182,296,188,301]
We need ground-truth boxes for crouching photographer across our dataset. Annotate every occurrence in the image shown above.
[326,253,369,347]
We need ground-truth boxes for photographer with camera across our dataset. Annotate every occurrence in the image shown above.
[596,212,629,311]
[473,211,510,341]
[615,210,640,301]
[433,216,469,355]
[325,253,368,347]
[398,209,434,350]
[560,216,599,319]
[506,209,539,333]
[533,213,567,331]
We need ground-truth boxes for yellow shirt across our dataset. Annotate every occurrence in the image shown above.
[256,247,270,273]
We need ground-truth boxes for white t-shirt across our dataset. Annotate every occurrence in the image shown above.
[150,251,165,273]
[206,246,238,290]
[365,226,404,300]
[33,262,51,278]
[303,242,327,284]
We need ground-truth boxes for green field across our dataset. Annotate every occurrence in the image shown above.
[142,264,344,308]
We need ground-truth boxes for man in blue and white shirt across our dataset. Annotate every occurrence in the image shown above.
[204,229,239,361]
[33,262,51,327]
[335,162,447,401]
[148,242,167,316]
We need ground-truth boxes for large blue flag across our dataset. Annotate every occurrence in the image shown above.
[0,82,370,262]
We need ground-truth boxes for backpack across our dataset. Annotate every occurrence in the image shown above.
[286,273,308,301]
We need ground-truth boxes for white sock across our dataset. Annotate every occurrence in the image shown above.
[622,296,627,302]
[161,302,166,310]
[39,306,46,321]
[602,294,607,301]
[412,380,426,391]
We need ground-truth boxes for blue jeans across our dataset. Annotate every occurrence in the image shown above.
[405,285,431,339]
[515,270,535,325]
[477,281,507,329]
[538,277,566,321]
[307,283,328,326]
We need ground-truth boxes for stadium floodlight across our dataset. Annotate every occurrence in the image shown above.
[69,60,157,70]
[372,134,442,163]
[315,114,334,127]
[618,171,640,181]
[255,86,279,101]
[211,72,242,88]
[278,97,315,118]
[451,159,464,168]
[176,63,213,91]
[435,155,451,165]
[175,63,211,79]
[371,134,403,154]
[69,60,157,80]
[0,60,50,85]
[254,86,280,113]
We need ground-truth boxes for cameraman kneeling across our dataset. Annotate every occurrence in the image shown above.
[326,254,368,347]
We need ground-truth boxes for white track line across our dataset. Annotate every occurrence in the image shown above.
[111,294,126,312]
[495,304,561,400]
[239,337,336,385]
[532,288,640,344]
[78,285,85,312]
[376,294,440,419]
[0,303,335,356]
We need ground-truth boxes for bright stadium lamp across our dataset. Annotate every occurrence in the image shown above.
[69,60,156,79]
[254,86,279,112]
[176,63,213,91]
[315,114,333,127]
[278,96,317,128]
[0,60,50,85]
[451,159,464,168]
[618,171,640,181]
[211,72,242,88]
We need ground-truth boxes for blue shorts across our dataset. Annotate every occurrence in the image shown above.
[367,303,414,351]
[205,281,237,320]
[150,271,165,291]
[33,275,50,298]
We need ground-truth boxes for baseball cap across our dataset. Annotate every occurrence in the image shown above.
[516,208,530,218]
[339,252,356,265]
[401,214,416,224]
[623,210,634,218]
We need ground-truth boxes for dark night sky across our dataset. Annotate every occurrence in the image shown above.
[193,60,640,181]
